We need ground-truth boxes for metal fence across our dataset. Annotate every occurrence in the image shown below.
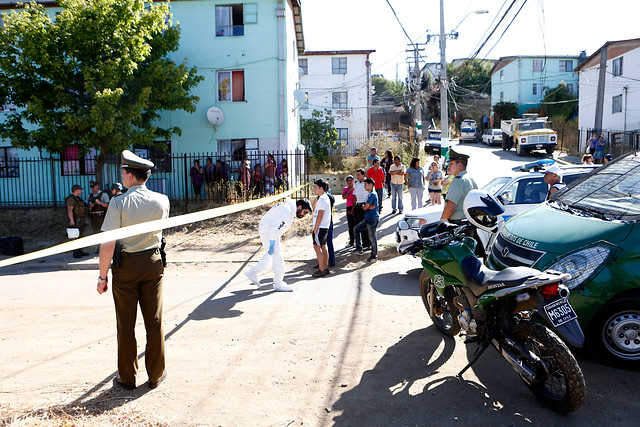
[579,128,640,158]
[0,149,310,208]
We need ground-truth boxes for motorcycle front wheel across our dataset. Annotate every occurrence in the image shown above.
[419,271,460,336]
[510,320,585,413]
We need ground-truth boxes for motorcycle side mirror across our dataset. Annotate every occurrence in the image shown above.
[499,191,513,204]
[397,220,410,230]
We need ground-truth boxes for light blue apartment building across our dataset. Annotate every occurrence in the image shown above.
[491,55,580,116]
[0,0,306,204]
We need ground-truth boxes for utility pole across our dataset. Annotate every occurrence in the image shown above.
[593,46,608,138]
[406,43,425,156]
[439,0,449,160]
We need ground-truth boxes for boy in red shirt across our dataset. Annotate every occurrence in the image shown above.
[367,159,385,213]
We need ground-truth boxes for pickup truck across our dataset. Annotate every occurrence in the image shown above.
[501,113,557,156]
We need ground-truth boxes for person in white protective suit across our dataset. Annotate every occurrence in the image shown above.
[244,198,312,291]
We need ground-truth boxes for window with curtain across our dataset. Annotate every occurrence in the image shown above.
[0,147,19,178]
[216,4,244,37]
[559,60,573,72]
[217,70,245,102]
[533,60,543,72]
[532,83,542,96]
[62,146,96,176]
[612,94,622,113]
[336,128,348,144]
[613,57,623,76]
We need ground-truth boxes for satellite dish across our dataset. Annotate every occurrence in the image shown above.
[206,106,224,125]
[293,89,308,104]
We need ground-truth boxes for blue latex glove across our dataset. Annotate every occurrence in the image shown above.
[268,240,276,255]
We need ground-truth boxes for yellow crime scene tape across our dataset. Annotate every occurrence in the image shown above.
[0,184,308,269]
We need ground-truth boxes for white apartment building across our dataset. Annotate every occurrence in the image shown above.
[575,38,640,149]
[298,50,375,144]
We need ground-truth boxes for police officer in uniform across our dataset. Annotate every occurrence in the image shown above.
[88,181,110,234]
[65,184,90,258]
[441,149,478,222]
[97,150,170,390]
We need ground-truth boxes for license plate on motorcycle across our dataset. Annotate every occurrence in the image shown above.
[543,298,577,327]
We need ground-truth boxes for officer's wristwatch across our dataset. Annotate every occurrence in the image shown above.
[98,276,108,284]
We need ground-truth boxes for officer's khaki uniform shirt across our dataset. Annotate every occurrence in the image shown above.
[101,184,170,253]
[445,170,478,220]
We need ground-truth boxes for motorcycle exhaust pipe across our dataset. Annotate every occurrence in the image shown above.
[501,347,537,383]
[558,284,570,299]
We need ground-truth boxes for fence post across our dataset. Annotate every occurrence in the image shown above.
[50,158,57,208]
[183,154,188,212]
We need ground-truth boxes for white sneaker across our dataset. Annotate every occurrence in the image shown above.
[273,282,293,292]
[244,270,261,287]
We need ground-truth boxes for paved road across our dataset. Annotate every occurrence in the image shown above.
[1,146,638,426]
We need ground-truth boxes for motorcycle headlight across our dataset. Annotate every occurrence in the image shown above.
[546,245,612,289]
[407,218,427,229]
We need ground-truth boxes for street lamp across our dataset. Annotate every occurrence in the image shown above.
[452,10,489,32]
[439,6,488,159]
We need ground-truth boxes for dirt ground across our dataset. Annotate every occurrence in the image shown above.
[1,198,639,426]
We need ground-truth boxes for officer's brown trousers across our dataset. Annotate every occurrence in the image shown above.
[112,249,165,385]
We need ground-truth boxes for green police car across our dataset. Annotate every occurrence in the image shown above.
[487,153,640,368]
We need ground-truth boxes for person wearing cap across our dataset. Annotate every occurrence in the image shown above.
[366,158,385,214]
[342,175,356,247]
[97,150,170,390]
[110,182,123,198]
[244,198,312,291]
[353,177,379,262]
[87,181,110,240]
[366,147,380,170]
[388,155,406,214]
[545,165,565,199]
[605,153,613,163]
[352,168,371,248]
[441,149,478,221]
[65,184,90,258]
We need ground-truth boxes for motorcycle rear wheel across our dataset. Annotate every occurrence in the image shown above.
[510,320,585,413]
[419,272,460,336]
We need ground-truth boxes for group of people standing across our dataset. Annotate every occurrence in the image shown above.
[65,180,124,258]
[190,155,289,200]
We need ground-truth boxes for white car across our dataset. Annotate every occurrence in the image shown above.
[423,129,442,154]
[459,122,478,143]
[396,161,598,254]
[481,129,502,146]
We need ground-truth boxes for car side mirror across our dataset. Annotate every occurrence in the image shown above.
[397,220,410,231]
[499,191,513,204]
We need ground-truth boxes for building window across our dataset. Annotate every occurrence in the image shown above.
[300,91,309,110]
[62,146,96,176]
[332,91,348,109]
[532,83,542,96]
[566,83,574,94]
[533,60,543,72]
[336,128,348,144]
[500,91,504,101]
[500,70,504,81]
[612,94,622,113]
[217,138,259,161]
[299,58,308,75]
[0,147,19,177]
[217,70,245,102]
[559,60,573,72]
[216,4,244,37]
[133,141,172,173]
[613,57,623,77]
[332,57,347,74]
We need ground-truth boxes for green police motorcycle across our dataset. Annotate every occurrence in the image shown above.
[398,190,586,413]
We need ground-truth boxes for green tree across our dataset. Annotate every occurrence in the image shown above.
[447,59,492,104]
[542,83,577,121]
[372,75,405,105]
[0,0,203,183]
[300,109,338,163]
[492,101,519,125]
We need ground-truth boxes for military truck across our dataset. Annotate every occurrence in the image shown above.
[501,113,557,156]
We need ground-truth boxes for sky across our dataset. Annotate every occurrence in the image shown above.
[301,0,639,81]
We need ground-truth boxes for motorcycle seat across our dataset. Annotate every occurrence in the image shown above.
[461,256,540,297]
